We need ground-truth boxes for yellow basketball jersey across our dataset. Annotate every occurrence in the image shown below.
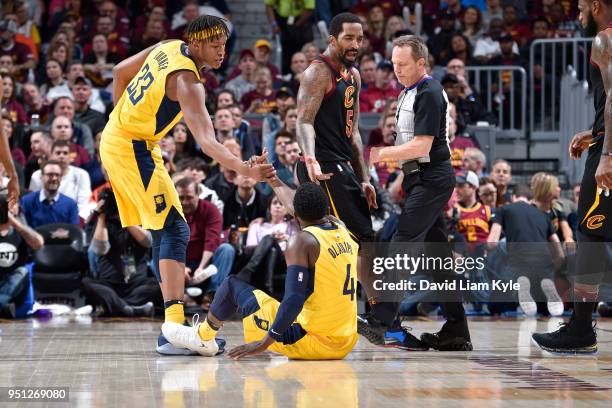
[105,40,200,142]
[297,222,358,340]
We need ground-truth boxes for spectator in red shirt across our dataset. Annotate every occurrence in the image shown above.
[177,177,235,301]
[1,73,27,125]
[83,33,121,88]
[95,0,130,43]
[358,54,377,88]
[359,60,400,112]
[502,4,531,47]
[21,82,51,126]
[240,66,277,114]
[0,20,35,81]
[49,116,90,167]
[365,112,400,187]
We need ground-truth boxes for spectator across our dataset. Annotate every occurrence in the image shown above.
[0,55,15,75]
[358,54,377,88]
[88,16,127,60]
[447,102,479,172]
[481,0,503,27]
[461,6,485,46]
[29,140,92,220]
[174,159,224,213]
[132,4,171,41]
[427,9,459,65]
[228,104,256,158]
[365,113,400,187]
[128,16,166,57]
[443,0,464,16]
[81,132,106,190]
[45,41,71,72]
[177,177,235,306]
[489,33,524,128]
[14,1,41,49]
[301,42,319,64]
[223,173,268,230]
[236,194,299,296]
[454,171,492,246]
[264,105,297,168]
[1,113,26,167]
[442,73,495,128]
[1,73,27,125]
[478,177,498,208]
[262,86,296,147]
[71,76,105,136]
[473,18,519,64]
[21,160,80,228]
[213,107,237,144]
[265,0,314,74]
[359,60,400,112]
[367,98,398,146]
[253,39,281,81]
[281,51,308,95]
[215,89,237,110]
[462,147,487,177]
[501,5,530,47]
[25,130,52,186]
[66,61,107,114]
[350,0,402,18]
[281,140,300,187]
[0,20,35,81]
[48,115,91,167]
[366,5,387,55]
[21,82,51,125]
[170,121,199,163]
[40,59,70,100]
[224,49,257,102]
[95,0,130,40]
[448,33,476,66]
[240,66,277,114]
[83,33,120,88]
[531,172,574,247]
[52,96,95,154]
[0,194,44,318]
[205,139,241,203]
[445,58,491,124]
[491,159,512,206]
[83,188,160,317]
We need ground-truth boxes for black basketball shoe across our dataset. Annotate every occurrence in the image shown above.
[357,313,388,346]
[384,327,429,351]
[532,319,597,354]
[420,318,473,351]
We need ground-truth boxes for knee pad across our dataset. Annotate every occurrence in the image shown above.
[158,207,190,264]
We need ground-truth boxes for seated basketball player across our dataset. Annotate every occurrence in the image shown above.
[162,183,359,359]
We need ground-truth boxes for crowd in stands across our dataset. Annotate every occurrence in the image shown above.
[1,0,609,319]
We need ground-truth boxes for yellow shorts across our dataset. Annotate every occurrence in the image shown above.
[242,290,358,360]
[99,130,183,230]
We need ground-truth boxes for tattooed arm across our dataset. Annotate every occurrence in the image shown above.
[296,63,329,183]
[592,28,612,189]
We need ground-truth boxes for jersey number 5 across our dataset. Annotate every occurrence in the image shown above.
[127,63,154,105]
[343,264,355,301]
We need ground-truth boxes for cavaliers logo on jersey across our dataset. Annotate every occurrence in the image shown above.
[586,214,605,230]
[344,86,355,109]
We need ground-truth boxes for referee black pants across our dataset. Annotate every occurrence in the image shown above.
[372,161,465,326]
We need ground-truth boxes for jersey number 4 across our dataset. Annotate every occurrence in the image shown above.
[127,63,154,105]
[343,264,355,301]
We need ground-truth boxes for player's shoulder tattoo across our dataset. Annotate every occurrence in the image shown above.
[592,29,612,65]
[297,63,329,123]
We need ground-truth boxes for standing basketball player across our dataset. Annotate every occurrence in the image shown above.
[293,13,394,345]
[533,0,612,353]
[0,73,20,209]
[100,15,274,356]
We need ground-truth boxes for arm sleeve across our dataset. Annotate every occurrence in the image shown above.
[413,88,442,138]
[269,265,311,341]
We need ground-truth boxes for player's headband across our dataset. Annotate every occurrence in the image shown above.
[187,26,226,42]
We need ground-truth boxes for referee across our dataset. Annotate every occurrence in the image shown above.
[360,35,472,351]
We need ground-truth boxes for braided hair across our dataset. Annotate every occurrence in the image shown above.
[185,15,229,43]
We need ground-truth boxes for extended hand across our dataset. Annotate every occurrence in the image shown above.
[7,176,19,213]
[227,340,269,360]
[304,156,332,184]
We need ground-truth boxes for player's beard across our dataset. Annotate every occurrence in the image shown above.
[340,48,359,67]
[583,11,599,37]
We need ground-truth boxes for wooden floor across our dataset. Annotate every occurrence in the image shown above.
[0,316,611,408]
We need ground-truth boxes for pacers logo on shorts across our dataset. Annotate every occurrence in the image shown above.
[253,315,269,331]
[154,194,166,214]
[586,214,605,230]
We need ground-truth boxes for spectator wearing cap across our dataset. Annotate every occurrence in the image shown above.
[240,66,277,114]
[224,49,257,101]
[0,20,35,81]
[454,171,492,246]
[253,39,281,80]
[473,18,520,64]
[265,0,314,74]
[66,61,108,115]
[72,76,106,136]
[359,60,400,112]
[427,9,459,65]
[262,86,295,145]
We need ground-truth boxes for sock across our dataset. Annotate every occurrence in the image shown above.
[164,300,184,324]
[572,287,598,333]
[197,319,218,341]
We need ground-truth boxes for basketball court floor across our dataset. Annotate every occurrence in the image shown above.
[0,316,610,407]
